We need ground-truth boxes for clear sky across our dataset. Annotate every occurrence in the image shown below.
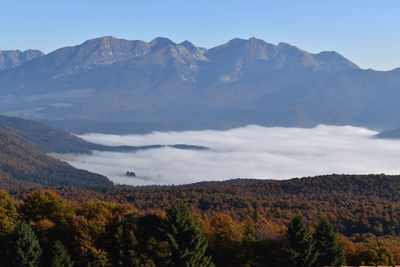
[1,0,399,70]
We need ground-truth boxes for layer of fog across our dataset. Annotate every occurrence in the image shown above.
[64,125,400,186]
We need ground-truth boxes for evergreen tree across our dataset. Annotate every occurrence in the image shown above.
[106,213,155,267]
[282,215,316,267]
[51,240,74,267]
[161,203,214,267]
[6,222,42,267]
[136,214,171,266]
[314,217,346,267]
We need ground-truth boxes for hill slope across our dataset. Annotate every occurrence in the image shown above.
[0,115,94,153]
[2,36,400,130]
[96,174,400,236]
[0,115,208,153]
[5,173,400,237]
[0,128,112,186]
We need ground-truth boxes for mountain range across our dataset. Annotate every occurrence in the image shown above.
[1,36,400,131]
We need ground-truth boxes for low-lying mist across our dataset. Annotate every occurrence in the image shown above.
[64,125,400,186]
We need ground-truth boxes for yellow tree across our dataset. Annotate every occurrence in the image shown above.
[19,190,75,225]
[71,200,136,266]
[207,213,242,266]
[0,190,18,237]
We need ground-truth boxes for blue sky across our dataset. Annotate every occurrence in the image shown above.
[1,0,399,70]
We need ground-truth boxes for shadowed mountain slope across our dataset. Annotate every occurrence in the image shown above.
[0,128,112,186]
[0,115,208,153]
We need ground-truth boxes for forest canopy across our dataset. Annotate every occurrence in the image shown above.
[1,189,399,267]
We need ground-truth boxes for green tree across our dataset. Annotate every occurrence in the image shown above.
[135,214,171,266]
[6,222,42,267]
[282,215,316,267]
[161,203,214,267]
[106,213,155,267]
[51,240,74,267]
[314,217,346,267]
[360,240,395,266]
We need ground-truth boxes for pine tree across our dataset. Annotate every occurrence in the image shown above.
[314,217,346,267]
[107,214,155,266]
[6,222,42,267]
[161,203,214,267]
[282,215,317,267]
[51,240,74,267]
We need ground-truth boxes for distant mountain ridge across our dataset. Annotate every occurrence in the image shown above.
[0,36,399,131]
[0,49,44,70]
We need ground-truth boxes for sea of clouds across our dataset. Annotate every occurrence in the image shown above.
[64,125,400,186]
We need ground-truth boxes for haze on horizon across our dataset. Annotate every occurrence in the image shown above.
[1,0,400,71]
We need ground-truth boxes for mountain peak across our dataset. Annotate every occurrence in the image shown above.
[89,35,118,41]
[222,37,269,47]
[314,50,359,70]
[277,42,293,48]
[150,37,175,48]
[180,40,197,51]
[0,49,44,70]
[248,37,265,43]
[81,36,132,47]
[224,38,248,46]
[276,42,306,54]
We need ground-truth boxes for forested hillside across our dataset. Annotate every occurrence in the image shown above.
[0,128,112,187]
[87,174,400,237]
[0,115,209,153]
[1,188,399,266]
[4,174,400,238]
[0,115,94,153]
[3,158,400,265]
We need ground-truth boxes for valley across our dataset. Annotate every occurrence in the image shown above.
[2,2,400,265]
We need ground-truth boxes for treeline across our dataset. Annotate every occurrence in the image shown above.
[1,189,400,266]
[85,174,400,237]
[6,174,400,237]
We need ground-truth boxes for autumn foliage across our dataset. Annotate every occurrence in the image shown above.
[0,188,399,266]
